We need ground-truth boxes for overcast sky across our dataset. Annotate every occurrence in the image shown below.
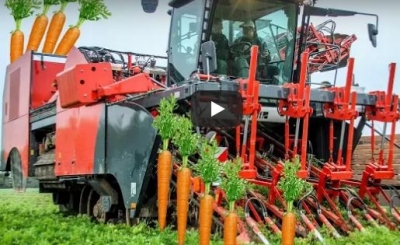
[0,0,398,139]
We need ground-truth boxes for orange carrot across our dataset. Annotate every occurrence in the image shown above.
[199,194,214,245]
[177,167,191,245]
[172,115,199,244]
[224,211,238,245]
[277,157,311,245]
[6,0,41,63]
[152,96,177,231]
[54,26,80,55]
[42,11,65,53]
[220,158,248,245]
[26,1,60,52]
[281,212,296,245]
[157,150,172,230]
[42,0,76,53]
[10,30,24,63]
[54,0,111,55]
[194,138,221,245]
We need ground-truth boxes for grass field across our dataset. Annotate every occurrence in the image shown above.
[0,188,399,245]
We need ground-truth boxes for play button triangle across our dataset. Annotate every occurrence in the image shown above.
[211,101,225,117]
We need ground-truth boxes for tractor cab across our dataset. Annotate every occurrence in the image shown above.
[166,0,299,86]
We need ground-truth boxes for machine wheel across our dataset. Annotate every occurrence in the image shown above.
[9,150,25,192]
[79,184,91,214]
[93,198,107,223]
[87,189,100,221]
[58,191,80,215]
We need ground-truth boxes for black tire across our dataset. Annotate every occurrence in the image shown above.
[10,150,25,192]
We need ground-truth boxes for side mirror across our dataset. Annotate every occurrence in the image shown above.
[169,0,194,8]
[368,23,378,47]
[200,41,217,75]
[141,0,158,13]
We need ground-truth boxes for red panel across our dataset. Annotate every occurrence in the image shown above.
[56,63,113,108]
[1,51,33,176]
[54,105,79,176]
[74,104,104,174]
[54,100,103,176]
[9,68,21,120]
[30,59,65,109]
[54,48,103,176]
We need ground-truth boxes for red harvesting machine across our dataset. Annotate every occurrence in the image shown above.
[1,0,399,243]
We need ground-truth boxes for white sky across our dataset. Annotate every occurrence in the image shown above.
[0,0,398,140]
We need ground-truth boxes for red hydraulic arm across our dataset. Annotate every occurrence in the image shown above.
[237,45,261,179]
[277,51,313,178]
[352,63,399,230]
[316,57,358,188]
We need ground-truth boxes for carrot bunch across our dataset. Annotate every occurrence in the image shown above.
[42,0,77,53]
[26,0,60,52]
[5,0,41,63]
[172,116,200,245]
[277,156,312,245]
[151,95,178,231]
[220,157,248,245]
[193,137,222,245]
[55,0,111,55]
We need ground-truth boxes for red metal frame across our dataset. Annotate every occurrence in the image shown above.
[280,22,357,74]
[315,57,358,196]
[350,63,399,230]
[277,51,313,178]
[237,45,261,179]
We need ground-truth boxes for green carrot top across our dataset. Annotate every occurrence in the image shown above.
[277,156,312,213]
[42,0,60,15]
[152,95,178,151]
[220,158,248,212]
[75,0,111,28]
[5,0,41,30]
[193,137,222,195]
[172,116,200,168]
[59,0,77,12]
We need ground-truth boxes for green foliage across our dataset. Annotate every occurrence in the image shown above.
[172,116,199,168]
[42,0,60,15]
[1,189,400,244]
[277,156,312,213]
[76,0,111,27]
[5,0,41,29]
[44,0,60,5]
[0,189,225,245]
[220,158,248,212]
[193,138,222,195]
[152,95,178,151]
[59,0,77,12]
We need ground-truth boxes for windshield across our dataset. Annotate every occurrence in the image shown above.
[168,0,205,85]
[211,0,297,84]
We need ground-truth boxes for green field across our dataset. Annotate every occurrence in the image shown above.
[0,189,399,245]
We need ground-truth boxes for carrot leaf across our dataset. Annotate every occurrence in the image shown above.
[152,95,178,152]
[59,0,77,12]
[75,0,111,28]
[277,156,312,213]
[42,0,60,15]
[220,157,248,213]
[193,137,222,195]
[172,116,200,168]
[5,0,41,30]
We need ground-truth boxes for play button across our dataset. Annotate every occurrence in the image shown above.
[211,101,225,117]
[191,90,243,128]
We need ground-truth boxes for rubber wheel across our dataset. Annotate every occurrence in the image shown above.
[10,150,25,192]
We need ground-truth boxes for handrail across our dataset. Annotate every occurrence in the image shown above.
[364,122,400,149]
